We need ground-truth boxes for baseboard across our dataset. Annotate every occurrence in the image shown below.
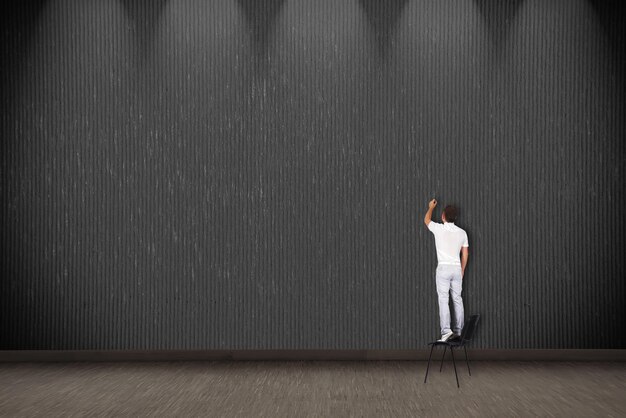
[1,349,625,362]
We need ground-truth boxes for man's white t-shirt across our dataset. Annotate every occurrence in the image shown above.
[427,221,469,266]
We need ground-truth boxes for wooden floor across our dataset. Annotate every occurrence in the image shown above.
[1,361,625,417]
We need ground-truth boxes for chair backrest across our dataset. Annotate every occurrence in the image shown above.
[459,314,480,344]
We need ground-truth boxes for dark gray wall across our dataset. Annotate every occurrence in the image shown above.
[1,0,624,349]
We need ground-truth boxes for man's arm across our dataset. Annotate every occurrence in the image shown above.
[461,247,469,277]
[424,199,437,227]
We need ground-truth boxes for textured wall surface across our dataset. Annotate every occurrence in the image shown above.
[1,0,624,350]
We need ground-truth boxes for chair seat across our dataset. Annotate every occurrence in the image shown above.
[427,339,464,347]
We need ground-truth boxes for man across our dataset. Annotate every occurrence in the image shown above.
[424,199,469,342]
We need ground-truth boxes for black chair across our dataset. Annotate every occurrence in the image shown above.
[423,314,480,388]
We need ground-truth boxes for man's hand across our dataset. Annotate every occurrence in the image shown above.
[429,199,437,209]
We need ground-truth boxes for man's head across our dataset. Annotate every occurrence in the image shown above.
[441,205,458,223]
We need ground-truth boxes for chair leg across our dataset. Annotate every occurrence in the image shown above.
[439,346,447,372]
[464,345,471,376]
[450,347,460,388]
[424,345,435,383]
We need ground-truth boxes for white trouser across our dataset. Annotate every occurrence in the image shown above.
[435,264,464,335]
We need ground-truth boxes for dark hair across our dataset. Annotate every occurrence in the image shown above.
[443,205,459,223]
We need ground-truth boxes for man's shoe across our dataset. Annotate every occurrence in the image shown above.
[438,331,454,342]
[449,333,461,341]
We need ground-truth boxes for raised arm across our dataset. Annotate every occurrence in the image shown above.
[423,199,437,227]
